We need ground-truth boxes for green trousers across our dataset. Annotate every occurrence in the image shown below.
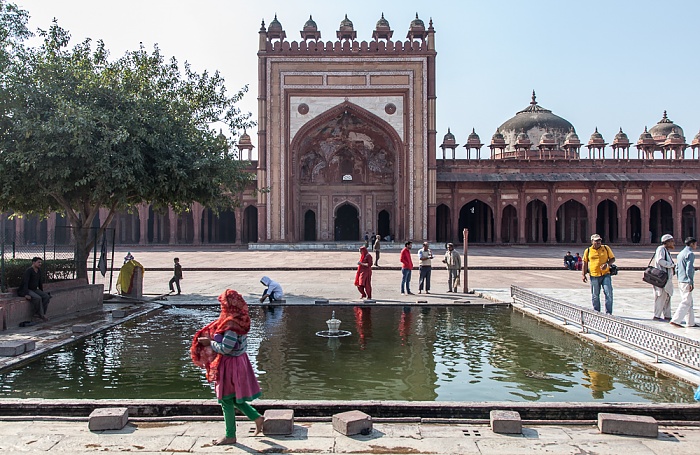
[219,395,261,438]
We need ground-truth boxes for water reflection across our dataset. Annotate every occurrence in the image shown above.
[0,306,694,402]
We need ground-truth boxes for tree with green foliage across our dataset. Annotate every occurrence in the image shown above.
[0,3,254,280]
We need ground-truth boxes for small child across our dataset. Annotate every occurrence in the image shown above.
[191,289,263,445]
[259,276,284,303]
[169,257,183,294]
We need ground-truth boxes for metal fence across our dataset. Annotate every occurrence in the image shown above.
[0,227,115,292]
[510,285,700,373]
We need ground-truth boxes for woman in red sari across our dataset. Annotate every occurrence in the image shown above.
[354,246,373,299]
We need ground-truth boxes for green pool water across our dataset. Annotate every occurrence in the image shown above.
[0,305,694,402]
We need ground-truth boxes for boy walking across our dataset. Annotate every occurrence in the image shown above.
[169,257,183,294]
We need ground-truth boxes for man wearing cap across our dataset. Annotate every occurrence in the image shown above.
[652,234,676,321]
[582,234,616,314]
[670,236,697,328]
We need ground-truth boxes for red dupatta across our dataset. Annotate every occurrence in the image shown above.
[190,289,251,382]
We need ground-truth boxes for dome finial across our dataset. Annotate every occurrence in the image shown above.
[531,90,537,105]
[663,110,668,120]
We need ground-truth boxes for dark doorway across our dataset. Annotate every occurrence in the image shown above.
[177,211,195,244]
[458,200,494,243]
[627,205,642,243]
[596,199,618,243]
[304,210,316,241]
[649,200,673,243]
[555,199,588,243]
[682,205,696,240]
[501,205,518,243]
[147,207,169,244]
[335,204,359,241]
[242,205,258,243]
[202,209,236,243]
[436,204,451,243]
[525,200,548,243]
[377,210,390,240]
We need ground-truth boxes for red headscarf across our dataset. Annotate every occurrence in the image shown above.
[354,246,373,287]
[190,289,251,382]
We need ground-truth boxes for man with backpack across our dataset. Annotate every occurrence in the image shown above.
[582,234,616,314]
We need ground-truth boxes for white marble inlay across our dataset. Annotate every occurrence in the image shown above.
[289,96,404,142]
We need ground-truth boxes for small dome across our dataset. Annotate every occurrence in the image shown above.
[666,128,682,141]
[376,13,390,29]
[692,130,700,146]
[468,128,480,141]
[638,126,653,142]
[492,129,505,141]
[614,127,628,141]
[339,14,354,30]
[649,110,684,140]
[443,128,455,142]
[268,14,283,32]
[411,13,425,29]
[304,15,318,30]
[565,128,580,142]
[589,127,604,141]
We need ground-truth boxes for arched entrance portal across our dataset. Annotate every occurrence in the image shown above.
[435,204,451,243]
[304,210,316,241]
[335,204,360,241]
[649,200,673,244]
[377,210,390,240]
[526,200,548,243]
[242,206,258,243]
[682,205,696,240]
[627,205,642,243]
[556,199,587,243]
[293,102,401,242]
[501,205,518,243]
[458,200,493,243]
[596,199,618,243]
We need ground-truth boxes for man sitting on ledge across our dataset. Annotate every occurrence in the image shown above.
[17,257,51,321]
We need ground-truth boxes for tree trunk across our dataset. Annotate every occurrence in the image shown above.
[73,225,91,281]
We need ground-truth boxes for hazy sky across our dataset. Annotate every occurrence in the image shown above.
[15,0,700,155]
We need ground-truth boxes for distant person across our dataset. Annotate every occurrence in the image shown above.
[169,257,183,295]
[670,237,698,328]
[652,234,676,321]
[191,289,263,445]
[575,253,583,271]
[123,251,134,264]
[418,242,433,294]
[564,251,575,270]
[260,276,284,303]
[442,243,462,293]
[363,231,370,247]
[373,234,381,266]
[400,241,414,295]
[582,234,615,314]
[354,246,373,299]
[17,257,51,321]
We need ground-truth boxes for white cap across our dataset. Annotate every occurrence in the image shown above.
[661,234,674,243]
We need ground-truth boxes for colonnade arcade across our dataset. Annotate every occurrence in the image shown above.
[434,196,697,245]
[1,202,259,246]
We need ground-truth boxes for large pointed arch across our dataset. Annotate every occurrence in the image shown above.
[289,101,407,241]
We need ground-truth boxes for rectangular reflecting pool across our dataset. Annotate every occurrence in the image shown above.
[0,305,695,402]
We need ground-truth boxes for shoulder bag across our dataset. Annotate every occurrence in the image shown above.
[642,251,668,288]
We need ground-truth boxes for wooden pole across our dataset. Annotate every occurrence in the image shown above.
[462,228,468,293]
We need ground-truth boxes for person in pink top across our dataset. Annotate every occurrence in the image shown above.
[400,241,414,295]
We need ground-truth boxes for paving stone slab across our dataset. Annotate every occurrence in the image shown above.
[335,435,481,454]
[490,409,522,434]
[263,409,294,435]
[0,340,26,356]
[88,407,129,431]
[111,309,127,318]
[333,410,372,436]
[598,413,658,438]
[71,324,94,333]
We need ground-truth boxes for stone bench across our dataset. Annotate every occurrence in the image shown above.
[0,279,103,331]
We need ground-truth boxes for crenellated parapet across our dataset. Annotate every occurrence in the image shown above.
[259,13,435,55]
